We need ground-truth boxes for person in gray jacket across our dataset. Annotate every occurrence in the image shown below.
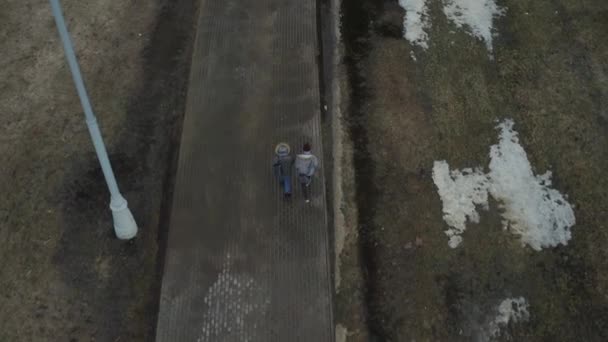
[295,142,320,203]
[273,142,294,199]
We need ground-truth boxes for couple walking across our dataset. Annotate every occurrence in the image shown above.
[273,142,319,203]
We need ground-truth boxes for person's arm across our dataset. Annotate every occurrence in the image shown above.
[313,156,320,172]
[273,156,281,175]
[307,156,319,176]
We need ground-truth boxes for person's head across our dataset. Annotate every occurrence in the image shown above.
[303,143,311,152]
[275,142,290,156]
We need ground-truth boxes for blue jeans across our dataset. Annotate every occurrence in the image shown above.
[280,175,292,195]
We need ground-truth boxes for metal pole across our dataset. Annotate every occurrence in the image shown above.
[50,0,137,239]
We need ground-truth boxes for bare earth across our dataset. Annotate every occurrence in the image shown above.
[0,1,196,340]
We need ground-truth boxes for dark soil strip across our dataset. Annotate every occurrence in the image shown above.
[143,0,200,340]
[340,0,387,339]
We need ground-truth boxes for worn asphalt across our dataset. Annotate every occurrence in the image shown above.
[155,0,334,341]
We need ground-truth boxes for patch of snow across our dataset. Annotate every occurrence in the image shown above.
[198,255,269,342]
[432,119,575,250]
[488,119,576,251]
[398,0,431,49]
[487,297,530,338]
[432,161,489,248]
[336,324,349,342]
[397,0,506,55]
[443,0,506,52]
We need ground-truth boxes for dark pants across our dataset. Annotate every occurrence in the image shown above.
[299,174,311,200]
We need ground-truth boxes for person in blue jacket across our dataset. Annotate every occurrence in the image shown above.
[273,142,294,199]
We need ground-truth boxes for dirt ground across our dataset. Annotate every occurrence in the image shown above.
[337,0,608,341]
[0,0,197,340]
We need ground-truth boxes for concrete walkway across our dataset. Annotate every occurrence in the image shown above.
[155,0,333,341]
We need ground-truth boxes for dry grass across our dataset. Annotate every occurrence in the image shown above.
[0,1,172,340]
[338,0,608,340]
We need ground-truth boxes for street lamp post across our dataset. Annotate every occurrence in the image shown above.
[49,0,138,239]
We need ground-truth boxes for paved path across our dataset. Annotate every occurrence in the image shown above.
[155,0,333,341]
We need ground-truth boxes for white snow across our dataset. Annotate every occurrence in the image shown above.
[487,297,530,338]
[443,0,505,52]
[398,0,505,54]
[198,255,269,342]
[432,161,489,248]
[432,119,576,250]
[398,0,431,49]
[488,120,576,251]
